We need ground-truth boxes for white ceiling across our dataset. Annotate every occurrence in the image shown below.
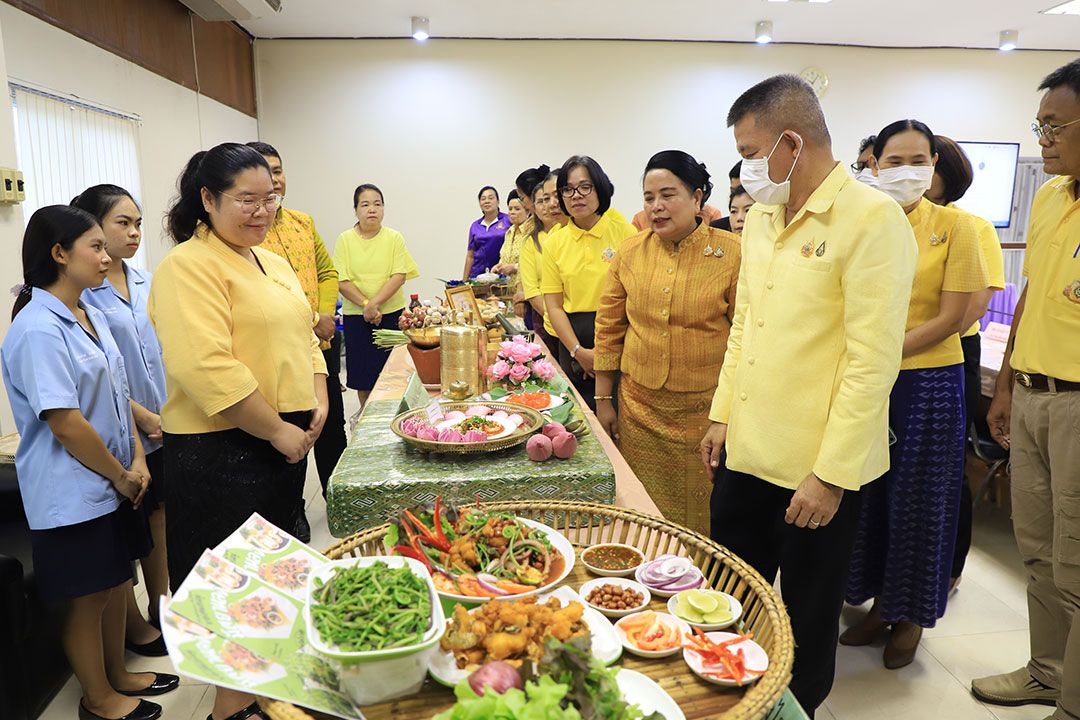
[240,0,1080,51]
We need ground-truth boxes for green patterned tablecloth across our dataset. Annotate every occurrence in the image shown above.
[326,396,616,536]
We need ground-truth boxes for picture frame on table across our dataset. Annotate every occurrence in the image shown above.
[445,285,484,326]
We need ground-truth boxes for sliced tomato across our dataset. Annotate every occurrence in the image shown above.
[634,618,679,651]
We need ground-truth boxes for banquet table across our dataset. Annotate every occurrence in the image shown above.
[325,345,662,536]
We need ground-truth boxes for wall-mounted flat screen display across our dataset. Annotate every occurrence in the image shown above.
[954,141,1020,228]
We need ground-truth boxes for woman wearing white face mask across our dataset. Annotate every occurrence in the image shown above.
[843,120,988,669]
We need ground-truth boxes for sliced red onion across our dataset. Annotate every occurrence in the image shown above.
[659,557,692,578]
[475,573,511,596]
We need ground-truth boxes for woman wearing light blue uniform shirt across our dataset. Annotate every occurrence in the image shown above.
[75,185,170,660]
[1,206,177,720]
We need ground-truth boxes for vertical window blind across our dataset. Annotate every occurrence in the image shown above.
[10,83,145,268]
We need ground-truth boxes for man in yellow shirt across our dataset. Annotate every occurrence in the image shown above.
[972,59,1080,720]
[247,142,345,538]
[698,75,917,715]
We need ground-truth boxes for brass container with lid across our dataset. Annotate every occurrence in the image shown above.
[439,325,487,398]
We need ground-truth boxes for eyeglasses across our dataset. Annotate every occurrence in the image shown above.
[560,182,594,199]
[850,161,867,173]
[220,191,281,214]
[1032,117,1080,142]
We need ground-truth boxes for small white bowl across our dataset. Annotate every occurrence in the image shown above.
[614,611,692,658]
[579,577,651,618]
[683,632,768,687]
[666,590,742,631]
[580,543,646,578]
[633,556,706,598]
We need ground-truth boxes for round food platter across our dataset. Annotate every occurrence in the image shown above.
[614,611,692,659]
[683,632,769,687]
[431,517,576,605]
[667,589,743,631]
[427,585,622,687]
[483,389,566,413]
[391,401,544,454]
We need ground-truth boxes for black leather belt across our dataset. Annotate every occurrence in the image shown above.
[1015,372,1080,392]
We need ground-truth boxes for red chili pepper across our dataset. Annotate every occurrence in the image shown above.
[432,496,451,550]
[391,545,432,571]
[404,509,450,552]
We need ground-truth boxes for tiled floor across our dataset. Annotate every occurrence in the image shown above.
[41,393,1047,719]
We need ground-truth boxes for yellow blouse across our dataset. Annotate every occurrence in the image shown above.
[148,225,327,434]
[948,204,1005,338]
[902,200,988,370]
[540,209,637,314]
[594,222,740,392]
[332,225,419,315]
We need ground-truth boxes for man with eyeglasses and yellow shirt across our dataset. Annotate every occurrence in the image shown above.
[972,58,1080,720]
[699,75,917,715]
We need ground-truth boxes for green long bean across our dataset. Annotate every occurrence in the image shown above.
[310,562,431,652]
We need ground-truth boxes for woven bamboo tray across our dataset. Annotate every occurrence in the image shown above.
[259,501,793,720]
[389,401,545,454]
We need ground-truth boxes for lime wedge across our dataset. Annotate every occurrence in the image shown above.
[675,597,704,623]
[703,609,732,624]
[686,590,718,614]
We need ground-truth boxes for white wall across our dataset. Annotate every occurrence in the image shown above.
[0,3,259,271]
[255,38,1075,300]
[0,5,259,433]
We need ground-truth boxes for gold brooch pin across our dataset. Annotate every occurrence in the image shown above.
[929,231,949,246]
[801,239,815,257]
[815,240,826,257]
[704,244,713,257]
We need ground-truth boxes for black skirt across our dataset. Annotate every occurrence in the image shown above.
[343,311,404,391]
[163,411,311,593]
[142,448,166,514]
[30,508,139,602]
[555,311,618,413]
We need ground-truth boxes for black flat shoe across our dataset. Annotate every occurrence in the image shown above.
[79,699,162,720]
[125,633,167,657]
[207,701,269,720]
[117,673,180,697]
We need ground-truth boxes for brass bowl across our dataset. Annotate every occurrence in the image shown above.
[390,401,544,454]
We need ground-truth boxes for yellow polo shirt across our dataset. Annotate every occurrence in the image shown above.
[332,225,419,315]
[710,162,918,491]
[519,229,557,336]
[541,209,636,314]
[1011,175,1080,381]
[148,225,327,434]
[949,205,1005,338]
[901,200,988,370]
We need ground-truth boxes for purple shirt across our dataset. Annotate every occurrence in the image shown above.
[467,212,509,277]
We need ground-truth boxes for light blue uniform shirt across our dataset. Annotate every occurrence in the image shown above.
[82,265,166,454]
[1,288,134,530]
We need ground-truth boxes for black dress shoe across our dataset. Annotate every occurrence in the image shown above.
[117,673,180,697]
[125,633,168,657]
[207,701,269,720]
[79,699,162,720]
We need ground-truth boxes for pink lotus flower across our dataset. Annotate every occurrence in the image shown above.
[506,342,538,364]
[532,359,557,381]
[508,363,531,383]
[511,335,528,344]
[489,359,511,380]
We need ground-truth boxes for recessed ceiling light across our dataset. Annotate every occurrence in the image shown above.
[767,0,833,3]
[411,16,429,42]
[999,29,1018,52]
[1043,0,1080,14]
[756,20,774,44]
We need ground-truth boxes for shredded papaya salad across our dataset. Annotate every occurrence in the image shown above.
[385,497,565,597]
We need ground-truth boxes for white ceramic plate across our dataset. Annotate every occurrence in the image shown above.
[616,668,686,720]
[666,591,742,631]
[579,577,651,619]
[682,632,768,687]
[432,518,576,605]
[614,611,692,658]
[485,390,566,413]
[427,587,621,687]
[580,543,645,578]
[634,555,706,598]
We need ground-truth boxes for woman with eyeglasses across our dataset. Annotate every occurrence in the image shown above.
[593,151,741,535]
[333,184,419,410]
[843,120,988,670]
[542,156,636,410]
[148,143,328,720]
[924,135,1006,594]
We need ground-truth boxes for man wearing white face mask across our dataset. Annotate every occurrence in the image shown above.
[699,75,917,715]
[843,120,987,670]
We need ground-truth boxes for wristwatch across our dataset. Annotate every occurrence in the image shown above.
[570,344,582,359]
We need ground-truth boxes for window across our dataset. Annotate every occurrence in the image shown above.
[10,82,145,268]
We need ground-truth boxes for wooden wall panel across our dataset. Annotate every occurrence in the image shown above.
[1,0,256,117]
[192,15,256,117]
